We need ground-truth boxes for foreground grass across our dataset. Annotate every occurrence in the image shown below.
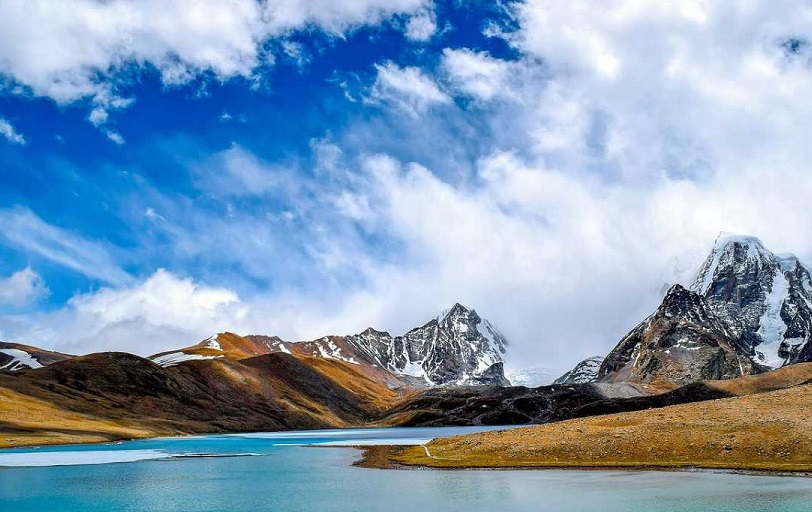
[359,383,812,473]
[0,387,162,448]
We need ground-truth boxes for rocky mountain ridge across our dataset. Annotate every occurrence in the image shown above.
[147,303,509,387]
[596,233,812,386]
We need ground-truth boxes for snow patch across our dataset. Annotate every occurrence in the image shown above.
[315,338,359,365]
[401,360,426,378]
[0,348,43,371]
[151,352,223,367]
[755,268,791,368]
[203,335,222,351]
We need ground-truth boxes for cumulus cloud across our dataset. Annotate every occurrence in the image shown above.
[441,49,508,100]
[0,0,430,109]
[0,118,26,145]
[0,268,49,307]
[12,270,247,355]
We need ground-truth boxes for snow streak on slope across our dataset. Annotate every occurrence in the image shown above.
[0,348,43,371]
[151,352,223,367]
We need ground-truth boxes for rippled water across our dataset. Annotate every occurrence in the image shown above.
[1,426,811,512]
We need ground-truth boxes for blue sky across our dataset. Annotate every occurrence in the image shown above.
[2,1,812,373]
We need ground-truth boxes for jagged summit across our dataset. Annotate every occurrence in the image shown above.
[691,233,777,295]
[600,233,812,386]
[689,233,812,367]
[151,304,509,387]
[348,303,509,386]
[554,356,604,385]
[434,302,471,323]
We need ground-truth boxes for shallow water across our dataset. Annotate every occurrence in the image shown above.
[1,426,811,512]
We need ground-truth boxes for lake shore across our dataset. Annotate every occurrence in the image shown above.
[355,383,812,474]
[355,445,812,475]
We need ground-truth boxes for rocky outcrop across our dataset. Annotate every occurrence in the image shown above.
[598,284,760,386]
[344,303,509,386]
[690,234,812,368]
[554,356,604,384]
[598,234,812,386]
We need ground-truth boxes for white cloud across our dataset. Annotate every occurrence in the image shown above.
[193,144,302,198]
[440,48,513,101]
[369,62,452,116]
[405,8,437,41]
[0,0,430,109]
[12,270,247,355]
[0,118,26,145]
[0,268,49,306]
[88,107,109,127]
[104,130,125,145]
[0,208,132,286]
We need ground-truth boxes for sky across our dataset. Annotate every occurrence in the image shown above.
[2,0,812,374]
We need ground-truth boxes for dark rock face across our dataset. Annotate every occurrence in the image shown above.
[554,356,604,384]
[599,234,812,386]
[343,303,509,386]
[690,235,812,368]
[598,284,759,386]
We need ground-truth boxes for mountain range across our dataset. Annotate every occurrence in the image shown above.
[557,233,812,387]
[5,232,812,448]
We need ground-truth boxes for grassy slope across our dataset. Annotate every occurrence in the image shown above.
[0,352,400,449]
[368,382,812,472]
[0,387,162,448]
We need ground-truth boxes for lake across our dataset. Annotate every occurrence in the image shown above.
[1,426,811,512]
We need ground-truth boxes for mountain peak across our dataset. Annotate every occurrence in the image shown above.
[712,232,765,249]
[691,232,774,295]
[436,303,473,323]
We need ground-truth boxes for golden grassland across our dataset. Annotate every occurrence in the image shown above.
[0,387,164,448]
[0,352,403,449]
[359,382,812,472]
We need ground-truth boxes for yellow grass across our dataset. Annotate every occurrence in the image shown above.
[367,383,812,472]
[0,387,161,448]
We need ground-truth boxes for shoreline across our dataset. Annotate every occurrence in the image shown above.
[353,445,812,477]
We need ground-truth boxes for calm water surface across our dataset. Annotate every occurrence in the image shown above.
[0,426,810,512]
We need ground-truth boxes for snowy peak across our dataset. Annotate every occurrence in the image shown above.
[554,356,604,385]
[600,234,812,386]
[688,233,812,368]
[159,305,511,387]
[690,233,774,295]
[347,304,509,386]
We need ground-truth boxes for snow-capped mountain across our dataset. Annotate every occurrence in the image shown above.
[690,233,812,367]
[155,303,510,387]
[554,356,604,384]
[343,303,509,386]
[598,284,757,385]
[598,233,812,385]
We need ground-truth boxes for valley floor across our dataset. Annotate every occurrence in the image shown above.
[358,383,812,473]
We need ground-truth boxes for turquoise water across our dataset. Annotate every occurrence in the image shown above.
[1,426,811,511]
